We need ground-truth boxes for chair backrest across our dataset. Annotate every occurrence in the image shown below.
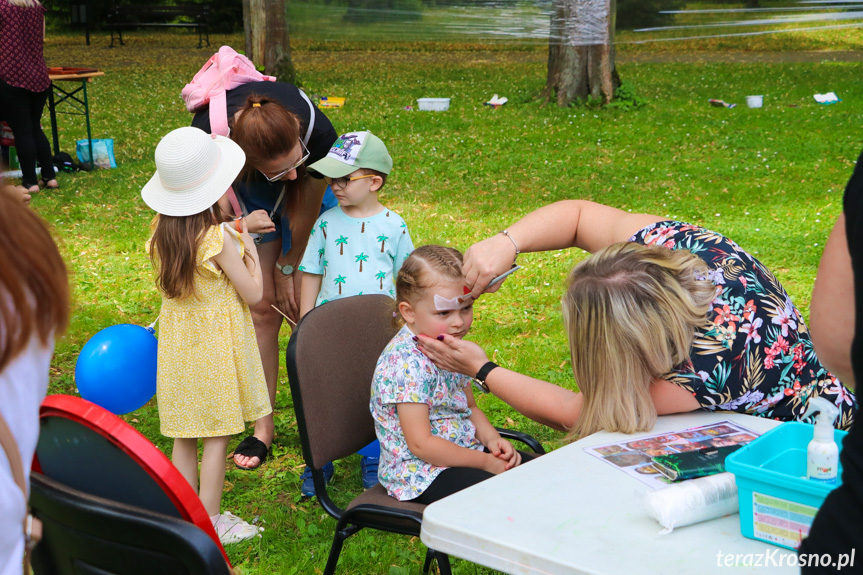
[287,294,398,469]
[34,395,228,563]
[29,473,232,575]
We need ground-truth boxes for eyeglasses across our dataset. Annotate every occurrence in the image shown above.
[258,140,310,183]
[324,174,376,190]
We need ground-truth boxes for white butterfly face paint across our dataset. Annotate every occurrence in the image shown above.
[434,293,462,312]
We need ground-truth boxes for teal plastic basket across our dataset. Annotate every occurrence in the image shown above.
[725,421,847,550]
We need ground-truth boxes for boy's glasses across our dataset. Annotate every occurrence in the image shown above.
[324,174,376,190]
[258,140,310,182]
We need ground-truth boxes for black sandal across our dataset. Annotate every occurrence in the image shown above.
[232,435,270,470]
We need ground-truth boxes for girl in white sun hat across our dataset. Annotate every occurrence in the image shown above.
[142,126,271,545]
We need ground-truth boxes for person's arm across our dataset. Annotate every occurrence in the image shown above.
[299,273,322,319]
[212,225,263,306]
[397,403,509,474]
[463,200,664,299]
[243,209,277,235]
[417,334,582,431]
[465,385,521,469]
[810,213,855,386]
[275,177,328,320]
[649,379,701,414]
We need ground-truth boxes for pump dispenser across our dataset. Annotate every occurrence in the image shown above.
[802,397,840,485]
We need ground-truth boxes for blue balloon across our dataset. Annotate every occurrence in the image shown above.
[75,324,157,415]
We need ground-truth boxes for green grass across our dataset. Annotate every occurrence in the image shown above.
[30,19,863,573]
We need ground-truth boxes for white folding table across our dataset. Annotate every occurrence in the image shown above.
[421,412,798,574]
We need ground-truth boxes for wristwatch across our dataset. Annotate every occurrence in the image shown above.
[276,263,294,276]
[473,361,498,393]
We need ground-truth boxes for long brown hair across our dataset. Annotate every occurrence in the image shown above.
[0,188,69,370]
[562,242,715,440]
[148,203,227,300]
[231,94,305,225]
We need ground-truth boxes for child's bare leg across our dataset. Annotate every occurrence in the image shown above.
[200,435,231,516]
[173,437,199,492]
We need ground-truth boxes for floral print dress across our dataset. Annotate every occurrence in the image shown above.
[370,326,484,501]
[629,221,856,430]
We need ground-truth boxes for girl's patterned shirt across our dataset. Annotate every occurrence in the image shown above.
[630,221,857,430]
[371,325,483,501]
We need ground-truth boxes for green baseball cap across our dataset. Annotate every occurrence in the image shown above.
[308,131,392,178]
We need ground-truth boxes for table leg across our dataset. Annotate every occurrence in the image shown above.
[48,83,60,156]
[83,81,93,170]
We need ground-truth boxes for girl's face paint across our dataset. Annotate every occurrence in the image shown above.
[400,278,474,339]
[434,293,462,312]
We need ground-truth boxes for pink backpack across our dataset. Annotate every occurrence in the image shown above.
[181,45,276,137]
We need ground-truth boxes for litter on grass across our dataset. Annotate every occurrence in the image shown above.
[708,99,736,108]
[417,98,450,111]
[319,97,346,108]
[484,94,508,108]
[814,92,841,105]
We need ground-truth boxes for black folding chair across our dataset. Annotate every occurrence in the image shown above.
[29,472,232,575]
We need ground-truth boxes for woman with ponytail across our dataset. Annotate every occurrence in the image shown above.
[192,82,339,470]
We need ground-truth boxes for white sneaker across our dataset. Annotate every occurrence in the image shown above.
[212,511,261,545]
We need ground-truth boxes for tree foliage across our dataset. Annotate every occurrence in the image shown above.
[42,0,241,33]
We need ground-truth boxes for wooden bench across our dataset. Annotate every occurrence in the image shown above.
[107,4,211,48]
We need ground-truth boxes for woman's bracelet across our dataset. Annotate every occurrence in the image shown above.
[500,230,520,261]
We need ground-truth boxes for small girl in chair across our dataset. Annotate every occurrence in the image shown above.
[370,245,521,503]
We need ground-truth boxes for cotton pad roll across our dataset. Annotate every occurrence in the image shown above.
[644,472,739,533]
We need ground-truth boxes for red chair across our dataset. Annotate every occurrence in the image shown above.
[32,394,230,569]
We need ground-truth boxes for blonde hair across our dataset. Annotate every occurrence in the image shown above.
[563,242,715,440]
[393,245,463,326]
[6,0,42,7]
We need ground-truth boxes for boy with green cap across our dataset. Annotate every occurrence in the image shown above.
[298,130,414,494]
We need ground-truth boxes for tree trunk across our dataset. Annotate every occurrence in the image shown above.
[543,0,619,106]
[243,0,296,83]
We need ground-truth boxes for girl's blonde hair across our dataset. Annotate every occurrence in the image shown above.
[563,242,715,440]
[394,245,464,326]
[6,0,42,7]
[148,204,228,300]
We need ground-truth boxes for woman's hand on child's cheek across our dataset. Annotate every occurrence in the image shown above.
[416,334,488,378]
[245,209,277,235]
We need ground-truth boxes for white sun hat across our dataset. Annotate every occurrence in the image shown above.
[141,127,246,216]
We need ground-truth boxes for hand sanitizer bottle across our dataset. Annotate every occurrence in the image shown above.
[802,397,840,485]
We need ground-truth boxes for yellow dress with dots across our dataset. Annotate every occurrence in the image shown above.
[149,223,271,438]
